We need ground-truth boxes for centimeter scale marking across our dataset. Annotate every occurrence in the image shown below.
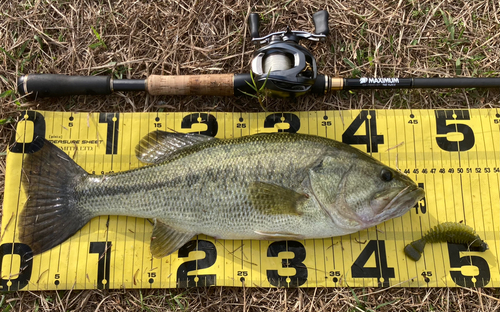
[1,109,499,290]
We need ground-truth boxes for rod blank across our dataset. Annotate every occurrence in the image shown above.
[339,77,500,90]
[413,78,500,88]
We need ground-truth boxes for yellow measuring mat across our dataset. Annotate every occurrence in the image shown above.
[2,109,499,290]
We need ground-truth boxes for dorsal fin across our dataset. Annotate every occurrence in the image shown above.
[135,130,217,164]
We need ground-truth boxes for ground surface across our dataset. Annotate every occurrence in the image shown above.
[1,0,500,311]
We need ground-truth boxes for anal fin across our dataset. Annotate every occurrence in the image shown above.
[150,220,196,258]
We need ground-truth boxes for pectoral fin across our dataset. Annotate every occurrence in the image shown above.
[150,219,196,258]
[248,181,309,216]
[136,130,217,164]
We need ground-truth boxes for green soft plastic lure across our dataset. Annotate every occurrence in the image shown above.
[404,222,488,261]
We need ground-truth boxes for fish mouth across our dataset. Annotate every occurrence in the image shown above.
[328,185,425,231]
[375,185,425,221]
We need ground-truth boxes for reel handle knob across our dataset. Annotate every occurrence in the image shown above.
[313,10,329,36]
[249,13,260,40]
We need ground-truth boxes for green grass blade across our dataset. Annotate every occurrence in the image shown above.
[245,80,258,92]
[16,41,28,58]
[0,90,13,98]
[374,298,400,310]
[0,47,15,62]
[91,26,101,41]
[343,57,357,70]
[90,26,107,49]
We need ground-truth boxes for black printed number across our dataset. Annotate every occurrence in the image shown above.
[351,240,395,287]
[0,243,33,291]
[176,240,217,287]
[342,110,384,153]
[435,110,475,152]
[414,183,426,214]
[10,111,46,154]
[448,243,490,287]
[266,241,307,287]
[181,113,218,137]
[263,113,300,133]
[99,113,119,155]
[89,242,111,289]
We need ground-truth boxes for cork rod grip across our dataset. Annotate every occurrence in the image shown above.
[146,74,235,96]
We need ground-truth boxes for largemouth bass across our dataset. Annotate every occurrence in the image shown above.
[19,132,424,258]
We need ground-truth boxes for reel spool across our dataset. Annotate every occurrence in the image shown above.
[263,53,292,73]
[248,11,329,97]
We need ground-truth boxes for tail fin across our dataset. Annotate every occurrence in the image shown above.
[19,138,92,255]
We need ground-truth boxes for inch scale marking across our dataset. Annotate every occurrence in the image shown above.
[1,109,499,290]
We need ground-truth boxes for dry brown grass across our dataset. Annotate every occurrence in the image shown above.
[2,0,500,311]
[3,287,500,311]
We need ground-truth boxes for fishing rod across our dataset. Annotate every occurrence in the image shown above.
[17,10,500,99]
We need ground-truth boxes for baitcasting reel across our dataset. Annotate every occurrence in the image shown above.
[248,11,330,97]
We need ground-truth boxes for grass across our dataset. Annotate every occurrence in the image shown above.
[89,26,107,50]
[1,0,500,311]
[348,288,400,312]
[3,288,498,311]
[238,70,270,111]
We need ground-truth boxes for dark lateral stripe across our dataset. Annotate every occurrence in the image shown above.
[82,169,225,197]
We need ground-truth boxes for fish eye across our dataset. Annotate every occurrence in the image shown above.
[380,168,393,182]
